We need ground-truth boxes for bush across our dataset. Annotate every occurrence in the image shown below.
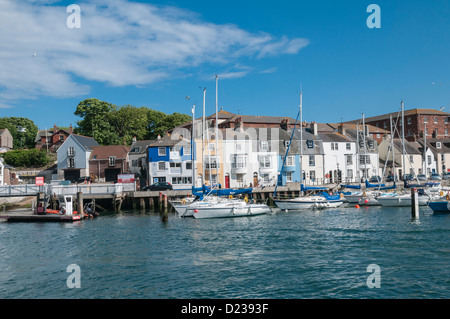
[1,149,51,168]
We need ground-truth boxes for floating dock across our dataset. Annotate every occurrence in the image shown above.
[0,211,82,223]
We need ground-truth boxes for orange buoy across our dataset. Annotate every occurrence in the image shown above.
[355,204,360,208]
[364,199,369,203]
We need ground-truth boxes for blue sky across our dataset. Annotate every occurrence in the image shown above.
[0,0,449,130]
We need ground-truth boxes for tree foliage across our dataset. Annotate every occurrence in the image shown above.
[0,117,38,149]
[74,98,191,145]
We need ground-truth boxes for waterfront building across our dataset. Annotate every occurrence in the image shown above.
[418,138,450,175]
[129,139,155,186]
[89,145,130,182]
[346,108,450,142]
[56,134,99,181]
[35,124,73,152]
[147,134,195,190]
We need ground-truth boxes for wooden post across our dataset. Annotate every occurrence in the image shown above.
[77,192,84,217]
[411,188,419,219]
[164,194,168,212]
[140,198,145,210]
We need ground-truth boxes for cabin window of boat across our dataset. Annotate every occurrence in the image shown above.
[307,140,314,148]
[158,147,166,156]
[158,162,166,171]
[309,155,315,166]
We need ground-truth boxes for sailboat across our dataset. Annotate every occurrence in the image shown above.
[375,101,432,207]
[274,90,344,211]
[182,75,272,219]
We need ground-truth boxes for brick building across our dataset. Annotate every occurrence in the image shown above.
[89,145,130,182]
[346,108,450,142]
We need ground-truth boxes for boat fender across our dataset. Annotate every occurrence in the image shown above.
[244,197,248,203]
[440,190,444,197]
[181,198,186,204]
[340,193,344,198]
[229,195,233,199]
[447,194,449,201]
[363,192,366,197]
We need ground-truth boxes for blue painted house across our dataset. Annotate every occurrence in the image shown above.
[147,134,195,189]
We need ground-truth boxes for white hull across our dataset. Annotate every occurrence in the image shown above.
[274,196,344,211]
[344,193,363,203]
[376,194,429,207]
[188,201,271,219]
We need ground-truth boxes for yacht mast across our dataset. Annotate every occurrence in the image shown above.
[215,75,219,187]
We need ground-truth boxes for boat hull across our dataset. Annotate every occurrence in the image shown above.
[428,201,450,213]
[190,203,271,219]
[376,194,429,207]
[274,197,344,210]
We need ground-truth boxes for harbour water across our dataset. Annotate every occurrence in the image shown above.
[0,205,449,299]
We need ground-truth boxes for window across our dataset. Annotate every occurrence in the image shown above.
[108,156,116,167]
[68,146,75,157]
[408,129,413,136]
[307,140,314,148]
[158,147,166,156]
[183,146,191,155]
[446,129,448,135]
[368,141,374,149]
[309,155,315,166]
[445,117,448,124]
[384,121,388,129]
[360,155,370,165]
[347,169,353,180]
[409,155,414,163]
[170,162,181,168]
[235,143,242,151]
[59,135,64,142]
[424,117,427,123]
[434,117,438,124]
[286,171,293,182]
[259,155,271,168]
[407,117,412,125]
[231,155,247,169]
[260,141,268,151]
[186,161,192,169]
[158,162,166,171]
[346,155,353,165]
[131,146,141,153]
[310,170,316,181]
[205,156,219,169]
[208,143,215,151]
[427,155,432,165]
[68,157,75,168]
[346,143,351,150]
[436,142,442,149]
[286,156,295,166]
[132,159,138,167]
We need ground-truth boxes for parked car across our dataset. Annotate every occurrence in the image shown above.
[143,182,173,191]
[368,176,382,183]
[417,174,426,181]
[443,172,450,180]
[386,174,398,182]
[429,173,442,180]
[402,174,414,181]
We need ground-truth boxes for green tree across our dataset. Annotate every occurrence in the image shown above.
[108,105,150,145]
[0,117,38,149]
[74,98,119,145]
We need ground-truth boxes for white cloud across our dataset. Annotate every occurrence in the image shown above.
[0,0,309,106]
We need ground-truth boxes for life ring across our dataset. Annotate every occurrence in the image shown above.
[340,193,344,198]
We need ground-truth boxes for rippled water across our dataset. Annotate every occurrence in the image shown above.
[0,205,449,299]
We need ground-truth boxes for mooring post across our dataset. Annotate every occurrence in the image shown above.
[411,188,419,219]
[77,192,84,217]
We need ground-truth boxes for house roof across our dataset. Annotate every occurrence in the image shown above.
[149,134,190,147]
[90,145,130,160]
[345,108,450,124]
[129,140,155,154]
[392,139,422,155]
[71,134,99,150]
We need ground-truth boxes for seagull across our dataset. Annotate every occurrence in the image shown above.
[185,96,190,100]
[32,52,37,57]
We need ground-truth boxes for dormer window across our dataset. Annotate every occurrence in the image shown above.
[307,140,314,148]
